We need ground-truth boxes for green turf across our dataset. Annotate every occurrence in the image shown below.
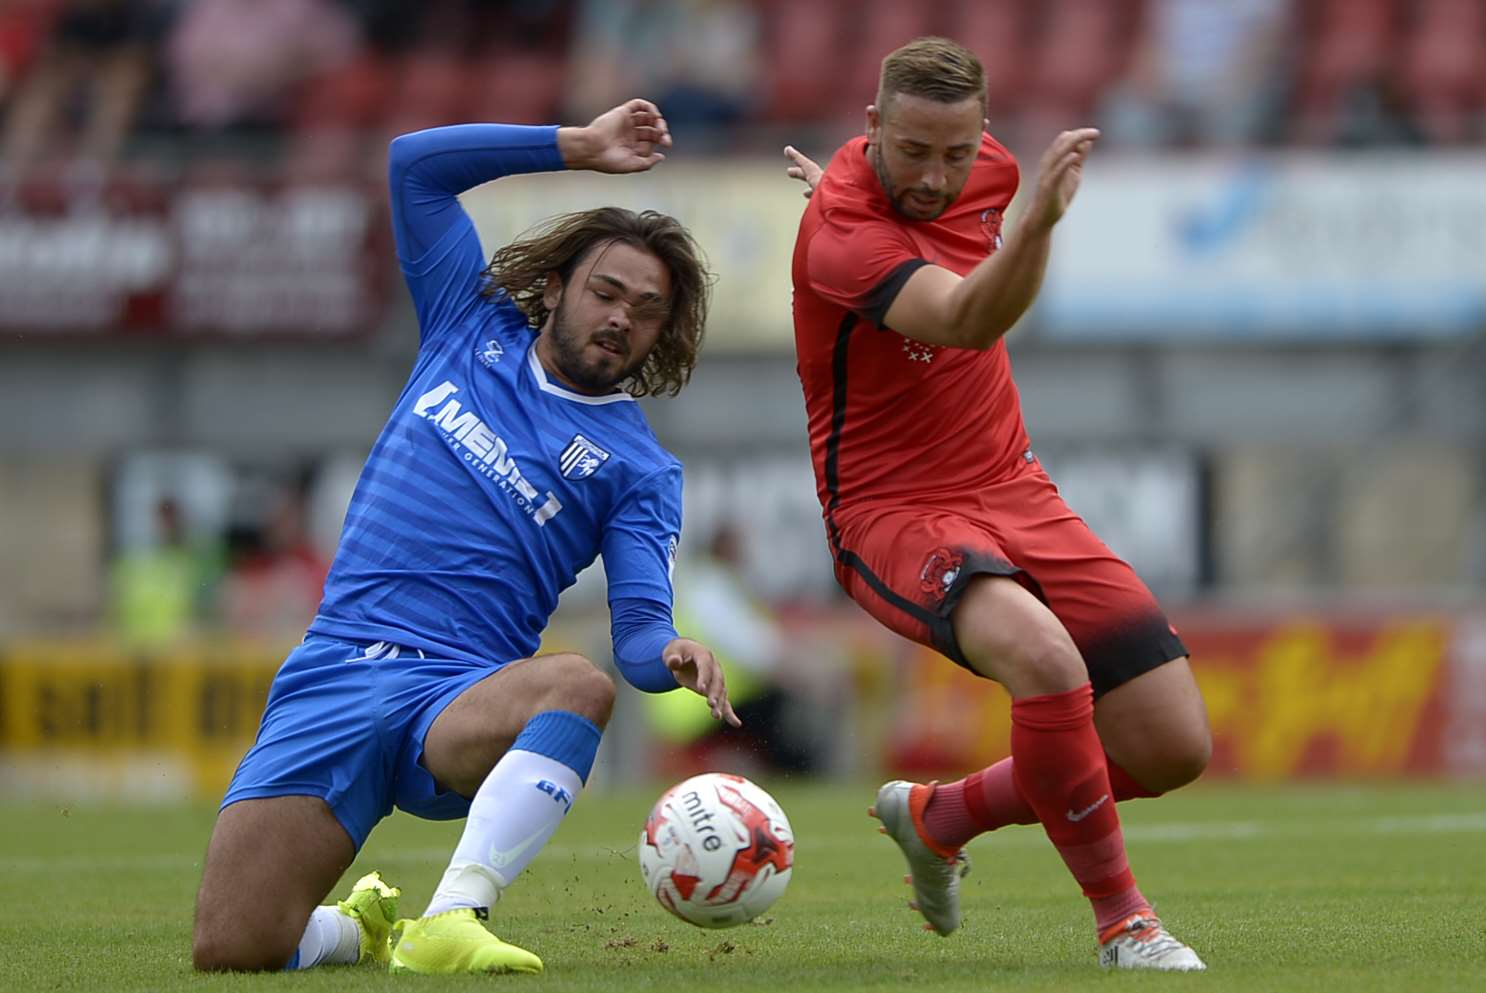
[2,782,1483,992]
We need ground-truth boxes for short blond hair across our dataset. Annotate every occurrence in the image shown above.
[877,36,986,115]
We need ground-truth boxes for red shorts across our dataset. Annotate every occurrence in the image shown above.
[831,459,1187,697]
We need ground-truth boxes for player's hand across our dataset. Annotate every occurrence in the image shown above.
[1027,127,1100,231]
[559,98,672,174]
[664,638,742,727]
[783,145,823,198]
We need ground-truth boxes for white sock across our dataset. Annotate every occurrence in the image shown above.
[423,748,583,917]
[289,905,360,969]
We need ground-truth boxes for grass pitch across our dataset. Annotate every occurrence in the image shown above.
[2,781,1482,992]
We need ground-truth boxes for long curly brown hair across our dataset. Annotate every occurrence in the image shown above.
[482,207,714,397]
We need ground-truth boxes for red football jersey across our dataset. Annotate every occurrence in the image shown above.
[791,133,1029,537]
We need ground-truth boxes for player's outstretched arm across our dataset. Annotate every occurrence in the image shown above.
[558,98,671,174]
[882,127,1100,350]
[664,638,742,727]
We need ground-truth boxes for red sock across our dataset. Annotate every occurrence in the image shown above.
[923,754,1163,850]
[1009,684,1149,930]
[923,759,1033,846]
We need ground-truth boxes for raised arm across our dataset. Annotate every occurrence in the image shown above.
[882,127,1099,350]
[389,99,673,264]
[388,124,563,265]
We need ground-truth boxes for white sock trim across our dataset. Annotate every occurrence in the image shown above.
[291,905,359,969]
[424,861,502,918]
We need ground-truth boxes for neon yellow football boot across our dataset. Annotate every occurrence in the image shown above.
[335,871,402,967]
[389,909,543,975]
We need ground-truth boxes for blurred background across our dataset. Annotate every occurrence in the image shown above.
[1,0,1484,802]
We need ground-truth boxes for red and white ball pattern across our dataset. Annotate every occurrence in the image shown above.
[638,773,794,929]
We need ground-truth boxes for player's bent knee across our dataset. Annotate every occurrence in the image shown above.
[961,625,1086,697]
[191,928,295,973]
[953,578,1087,696]
[539,652,616,725]
[192,883,307,972]
[1163,729,1212,790]
[1133,729,1212,793]
[1015,632,1088,695]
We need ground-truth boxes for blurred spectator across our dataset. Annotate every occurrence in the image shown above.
[1,0,162,180]
[1102,0,1291,148]
[567,0,758,140]
[648,523,841,777]
[108,496,222,648]
[165,0,359,135]
[217,479,329,641]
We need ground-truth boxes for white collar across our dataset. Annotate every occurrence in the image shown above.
[526,342,635,405]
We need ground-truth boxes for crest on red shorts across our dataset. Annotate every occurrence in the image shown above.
[919,547,964,597]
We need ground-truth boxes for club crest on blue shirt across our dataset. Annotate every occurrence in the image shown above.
[478,339,504,367]
[560,434,610,480]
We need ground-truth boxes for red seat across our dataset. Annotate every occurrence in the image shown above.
[836,0,952,114]
[949,0,1032,116]
[294,55,394,133]
[281,128,366,183]
[381,51,468,136]
[1395,0,1486,142]
[761,0,852,122]
[1029,0,1143,123]
[461,49,567,126]
[1291,0,1401,141]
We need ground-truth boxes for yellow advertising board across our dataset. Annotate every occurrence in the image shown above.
[3,610,1482,802]
[880,611,1481,780]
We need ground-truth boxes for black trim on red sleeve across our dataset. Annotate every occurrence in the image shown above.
[860,258,930,329]
[823,311,857,553]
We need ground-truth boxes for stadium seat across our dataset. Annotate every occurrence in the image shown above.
[1024,0,1144,136]
[462,49,567,126]
[835,0,953,116]
[761,0,852,122]
[282,128,365,184]
[381,51,468,137]
[294,56,395,134]
[1291,0,1401,143]
[1395,0,1486,143]
[948,0,1032,118]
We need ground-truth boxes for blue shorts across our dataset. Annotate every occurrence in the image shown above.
[222,634,503,850]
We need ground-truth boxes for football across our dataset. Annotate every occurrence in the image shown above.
[638,772,794,929]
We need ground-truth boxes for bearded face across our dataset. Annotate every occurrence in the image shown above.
[546,289,647,392]
[536,240,672,395]
[867,93,984,221]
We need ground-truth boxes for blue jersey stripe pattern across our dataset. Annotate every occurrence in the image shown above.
[309,125,683,673]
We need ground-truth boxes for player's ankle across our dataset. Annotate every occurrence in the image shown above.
[921,778,978,850]
[1092,886,1151,936]
[425,862,502,917]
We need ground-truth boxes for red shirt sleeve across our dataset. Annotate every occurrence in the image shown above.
[806,215,930,329]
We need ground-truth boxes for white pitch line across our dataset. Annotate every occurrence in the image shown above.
[1368,812,1486,833]
[3,811,1482,872]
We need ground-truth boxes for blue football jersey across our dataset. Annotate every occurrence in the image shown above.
[309,125,682,666]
